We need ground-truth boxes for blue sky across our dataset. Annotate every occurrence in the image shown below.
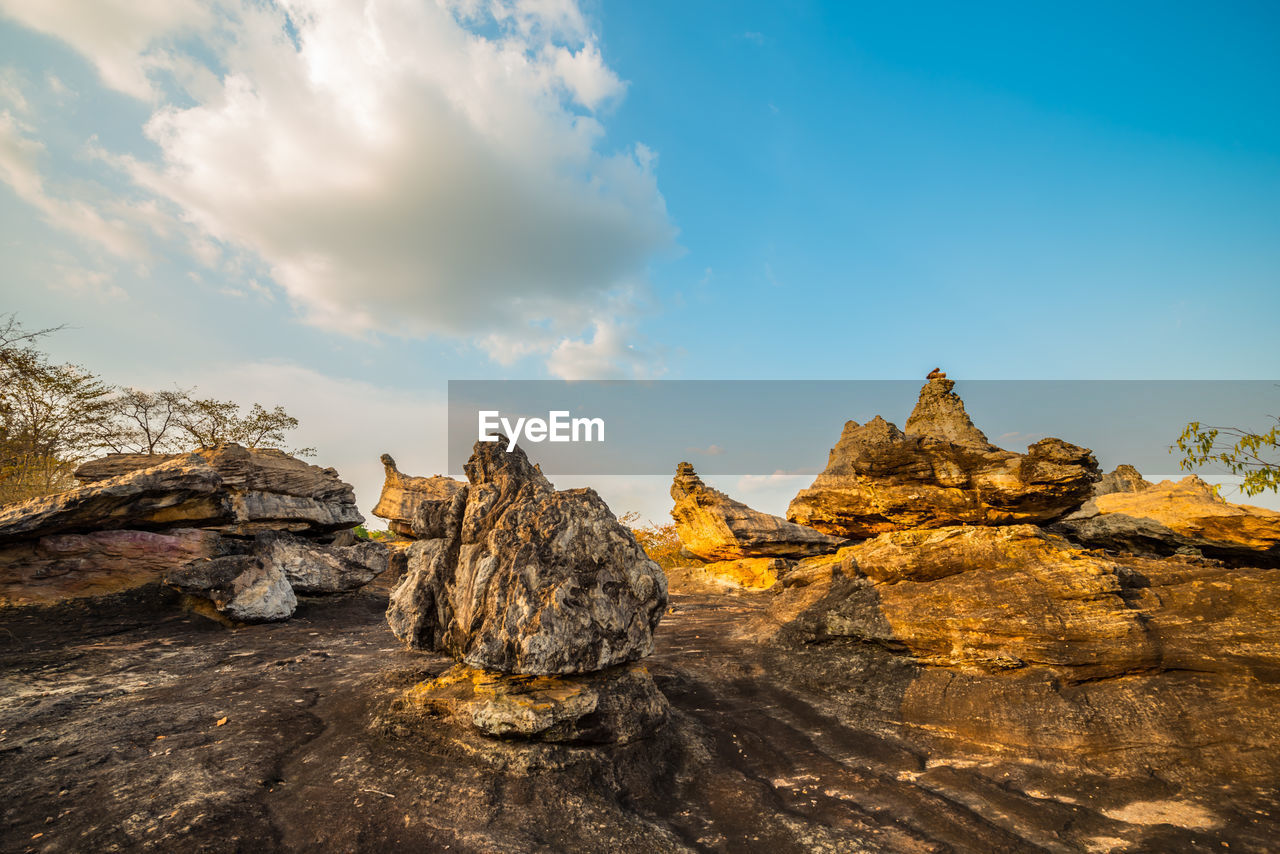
[1,0,1277,519]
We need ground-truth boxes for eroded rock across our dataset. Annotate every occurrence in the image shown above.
[166,554,297,622]
[386,439,668,675]
[372,454,465,538]
[1055,475,1280,565]
[669,462,846,561]
[786,377,1099,538]
[399,662,669,744]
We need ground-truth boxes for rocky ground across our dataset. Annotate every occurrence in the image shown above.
[4,580,1275,854]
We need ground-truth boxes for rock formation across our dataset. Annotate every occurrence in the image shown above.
[669,462,845,562]
[786,376,1100,538]
[372,454,465,538]
[1054,473,1280,565]
[0,445,383,620]
[385,438,670,743]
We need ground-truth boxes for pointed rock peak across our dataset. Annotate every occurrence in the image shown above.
[671,462,707,501]
[904,372,991,448]
[464,437,550,489]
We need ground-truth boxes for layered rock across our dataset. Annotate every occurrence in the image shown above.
[372,454,465,538]
[777,525,1155,677]
[0,445,362,543]
[385,439,669,742]
[0,445,381,618]
[669,463,845,563]
[1055,473,1280,565]
[786,377,1099,538]
[697,557,792,590]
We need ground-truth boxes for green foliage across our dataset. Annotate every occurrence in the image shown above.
[1174,417,1280,497]
[620,511,691,569]
[1,312,316,504]
[353,525,393,541]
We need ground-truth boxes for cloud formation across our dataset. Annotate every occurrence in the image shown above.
[1,0,676,377]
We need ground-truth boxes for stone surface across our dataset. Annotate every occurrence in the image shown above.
[166,554,297,622]
[1093,463,1151,497]
[399,662,669,744]
[668,462,846,560]
[257,531,389,594]
[775,525,1156,677]
[786,378,1099,538]
[74,453,179,483]
[1055,474,1280,565]
[372,454,465,538]
[387,439,667,675]
[698,557,791,590]
[0,444,363,544]
[0,528,224,607]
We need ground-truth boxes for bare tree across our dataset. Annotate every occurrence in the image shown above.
[104,387,192,455]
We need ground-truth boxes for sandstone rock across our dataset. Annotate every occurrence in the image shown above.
[776,525,1156,677]
[386,439,668,675]
[0,445,363,544]
[1055,475,1280,565]
[74,453,179,483]
[1093,464,1151,497]
[669,462,846,561]
[402,662,668,744]
[698,557,791,590]
[0,528,225,607]
[257,531,388,594]
[372,454,465,538]
[786,379,1099,538]
[166,554,297,622]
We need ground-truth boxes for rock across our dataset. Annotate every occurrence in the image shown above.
[166,553,297,622]
[401,662,669,744]
[0,444,363,544]
[786,379,1099,538]
[1093,464,1151,497]
[386,439,668,675]
[1055,475,1280,565]
[372,454,465,538]
[903,376,990,447]
[668,462,846,560]
[775,525,1156,677]
[74,453,179,483]
[0,528,225,607]
[257,531,388,594]
[698,557,791,590]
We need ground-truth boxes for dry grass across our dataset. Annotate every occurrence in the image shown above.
[620,511,696,569]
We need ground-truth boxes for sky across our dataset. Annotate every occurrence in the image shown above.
[1,0,1278,522]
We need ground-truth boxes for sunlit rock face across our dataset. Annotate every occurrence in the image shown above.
[786,377,1100,538]
[1055,473,1280,565]
[387,438,668,676]
[371,453,465,539]
[669,462,846,561]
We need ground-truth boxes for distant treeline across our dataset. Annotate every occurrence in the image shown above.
[0,314,310,504]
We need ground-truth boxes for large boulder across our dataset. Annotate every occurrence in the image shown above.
[786,377,1099,538]
[386,439,668,675]
[372,454,465,538]
[166,553,297,623]
[669,462,846,560]
[0,444,363,544]
[1054,473,1280,565]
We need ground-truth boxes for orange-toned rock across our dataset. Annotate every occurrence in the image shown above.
[1056,474,1280,565]
[669,462,845,560]
[786,377,1099,538]
[699,557,791,590]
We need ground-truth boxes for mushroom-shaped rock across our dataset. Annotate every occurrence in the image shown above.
[372,454,466,538]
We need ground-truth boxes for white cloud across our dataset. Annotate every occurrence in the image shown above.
[0,68,28,112]
[0,0,213,100]
[51,263,128,301]
[546,318,659,379]
[5,0,676,372]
